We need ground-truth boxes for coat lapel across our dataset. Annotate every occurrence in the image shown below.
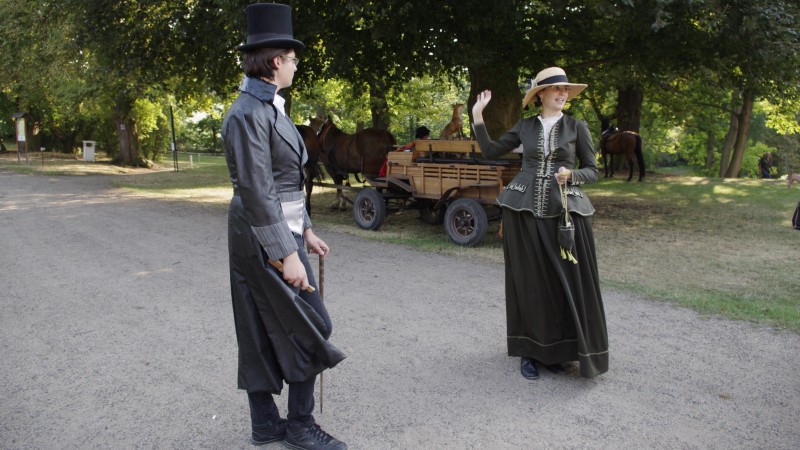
[240,76,308,167]
[274,113,307,166]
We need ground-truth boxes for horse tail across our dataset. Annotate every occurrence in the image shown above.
[634,134,645,180]
[599,135,606,157]
[326,138,348,182]
[306,161,323,183]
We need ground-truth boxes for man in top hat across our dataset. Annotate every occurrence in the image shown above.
[221,3,347,449]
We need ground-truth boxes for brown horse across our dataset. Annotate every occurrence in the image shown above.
[316,117,395,210]
[296,124,322,215]
[599,118,645,182]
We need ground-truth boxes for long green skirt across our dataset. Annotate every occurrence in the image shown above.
[502,209,608,378]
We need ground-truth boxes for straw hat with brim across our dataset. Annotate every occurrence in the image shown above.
[237,3,305,52]
[522,67,587,108]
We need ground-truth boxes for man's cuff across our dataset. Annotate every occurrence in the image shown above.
[251,223,297,261]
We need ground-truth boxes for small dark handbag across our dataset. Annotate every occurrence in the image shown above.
[793,201,800,230]
[558,181,578,264]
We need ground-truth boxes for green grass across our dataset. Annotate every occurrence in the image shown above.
[6,152,799,333]
[585,174,800,332]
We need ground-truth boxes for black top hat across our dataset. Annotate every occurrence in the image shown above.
[237,3,305,52]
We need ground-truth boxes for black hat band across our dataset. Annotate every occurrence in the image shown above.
[538,75,569,85]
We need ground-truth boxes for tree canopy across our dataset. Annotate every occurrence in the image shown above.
[1,0,798,176]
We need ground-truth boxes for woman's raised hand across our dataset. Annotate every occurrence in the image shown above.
[472,90,492,124]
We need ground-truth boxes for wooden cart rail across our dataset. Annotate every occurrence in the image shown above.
[396,163,509,202]
[412,139,520,161]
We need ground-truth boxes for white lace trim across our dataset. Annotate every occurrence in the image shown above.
[537,113,563,157]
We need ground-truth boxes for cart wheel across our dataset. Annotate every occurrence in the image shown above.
[444,198,488,247]
[418,201,445,225]
[353,189,386,230]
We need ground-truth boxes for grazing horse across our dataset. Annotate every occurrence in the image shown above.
[316,117,395,210]
[296,124,322,216]
[439,103,465,140]
[599,117,645,182]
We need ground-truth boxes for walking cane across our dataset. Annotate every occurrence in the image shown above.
[318,253,325,413]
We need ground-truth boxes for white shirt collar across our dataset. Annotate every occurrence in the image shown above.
[273,94,286,116]
[537,113,563,124]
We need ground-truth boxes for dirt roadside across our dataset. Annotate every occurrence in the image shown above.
[1,170,798,449]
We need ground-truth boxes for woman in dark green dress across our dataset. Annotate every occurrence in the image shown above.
[472,67,608,379]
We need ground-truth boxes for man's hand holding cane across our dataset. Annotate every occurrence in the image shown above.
[269,229,329,292]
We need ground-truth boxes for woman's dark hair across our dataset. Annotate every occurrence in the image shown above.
[241,47,291,78]
[533,96,543,108]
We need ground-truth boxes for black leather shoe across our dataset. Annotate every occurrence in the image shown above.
[520,357,539,380]
[252,418,287,445]
[544,363,566,374]
[284,423,347,450]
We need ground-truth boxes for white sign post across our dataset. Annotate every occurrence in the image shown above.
[15,116,27,164]
[16,119,26,142]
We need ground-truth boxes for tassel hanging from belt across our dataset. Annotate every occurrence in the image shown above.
[557,175,578,264]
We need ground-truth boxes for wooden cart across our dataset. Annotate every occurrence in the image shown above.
[352,140,521,246]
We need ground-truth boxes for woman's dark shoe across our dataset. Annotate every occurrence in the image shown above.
[544,363,566,374]
[283,423,347,450]
[520,357,539,380]
[251,418,287,445]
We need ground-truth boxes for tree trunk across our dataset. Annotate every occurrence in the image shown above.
[369,79,391,130]
[719,92,741,177]
[615,86,643,132]
[467,66,521,139]
[610,85,644,172]
[704,122,716,170]
[724,89,754,178]
[113,97,143,166]
[115,118,141,165]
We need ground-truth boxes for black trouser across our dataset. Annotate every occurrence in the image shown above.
[248,377,315,428]
[249,233,332,429]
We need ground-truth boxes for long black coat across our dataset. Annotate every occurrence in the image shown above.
[222,77,345,394]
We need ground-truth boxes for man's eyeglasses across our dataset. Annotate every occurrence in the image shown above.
[281,56,300,65]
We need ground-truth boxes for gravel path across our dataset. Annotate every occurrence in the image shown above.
[1,170,798,449]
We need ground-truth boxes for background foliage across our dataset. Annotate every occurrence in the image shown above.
[1,0,799,176]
